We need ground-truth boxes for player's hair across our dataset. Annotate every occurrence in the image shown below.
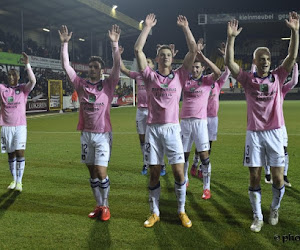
[156,44,172,56]
[8,68,19,75]
[253,47,271,59]
[88,56,105,68]
[146,58,155,65]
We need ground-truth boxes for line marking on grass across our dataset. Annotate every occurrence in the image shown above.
[28,131,300,136]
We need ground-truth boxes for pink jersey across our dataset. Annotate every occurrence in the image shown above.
[282,63,298,98]
[207,67,230,117]
[129,71,147,108]
[0,66,36,126]
[281,63,298,124]
[61,42,120,133]
[180,74,214,119]
[237,66,289,131]
[141,66,189,124]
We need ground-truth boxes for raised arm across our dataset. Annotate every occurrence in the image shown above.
[251,63,256,73]
[197,38,221,80]
[108,24,121,81]
[169,44,179,57]
[22,52,36,92]
[119,46,131,77]
[196,51,221,81]
[283,63,299,93]
[217,66,231,88]
[225,19,243,78]
[177,15,197,71]
[58,25,77,82]
[281,12,299,73]
[134,14,157,71]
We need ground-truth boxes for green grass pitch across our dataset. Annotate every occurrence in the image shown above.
[0,100,299,249]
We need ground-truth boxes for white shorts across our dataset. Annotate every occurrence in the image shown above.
[180,118,210,152]
[80,131,112,166]
[207,116,218,141]
[282,125,288,147]
[145,123,184,165]
[1,126,27,153]
[136,108,148,135]
[244,128,285,167]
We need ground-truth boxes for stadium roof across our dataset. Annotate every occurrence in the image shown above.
[0,0,142,40]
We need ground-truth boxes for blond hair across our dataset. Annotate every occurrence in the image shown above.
[253,47,271,59]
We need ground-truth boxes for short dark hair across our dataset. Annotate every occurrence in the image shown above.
[156,45,172,56]
[88,56,105,68]
[146,58,155,65]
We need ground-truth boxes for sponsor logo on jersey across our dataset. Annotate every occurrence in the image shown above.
[160,83,168,88]
[190,87,196,92]
[89,95,96,103]
[211,83,215,89]
[7,96,14,103]
[259,84,269,92]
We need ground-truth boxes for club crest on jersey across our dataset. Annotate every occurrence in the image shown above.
[259,84,268,92]
[168,73,174,79]
[7,96,14,103]
[89,95,96,103]
[160,83,168,88]
[211,83,215,89]
[15,89,20,95]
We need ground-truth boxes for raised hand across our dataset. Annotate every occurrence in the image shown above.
[227,19,243,38]
[21,52,29,64]
[177,15,189,28]
[218,42,226,56]
[285,11,299,31]
[197,38,206,52]
[169,44,179,57]
[108,24,121,42]
[58,25,73,43]
[119,45,124,55]
[145,13,157,28]
[196,50,205,62]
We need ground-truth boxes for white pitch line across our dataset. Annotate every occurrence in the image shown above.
[27,131,300,136]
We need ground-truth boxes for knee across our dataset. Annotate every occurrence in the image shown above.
[272,173,283,187]
[249,173,260,187]
[201,157,210,166]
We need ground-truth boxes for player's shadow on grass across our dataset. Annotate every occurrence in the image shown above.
[284,187,300,200]
[87,220,111,249]
[212,180,252,218]
[0,190,20,218]
[187,191,217,223]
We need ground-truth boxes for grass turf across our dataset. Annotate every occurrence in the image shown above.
[0,100,299,249]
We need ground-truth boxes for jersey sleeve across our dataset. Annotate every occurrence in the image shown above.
[129,71,140,80]
[282,63,298,94]
[217,66,231,88]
